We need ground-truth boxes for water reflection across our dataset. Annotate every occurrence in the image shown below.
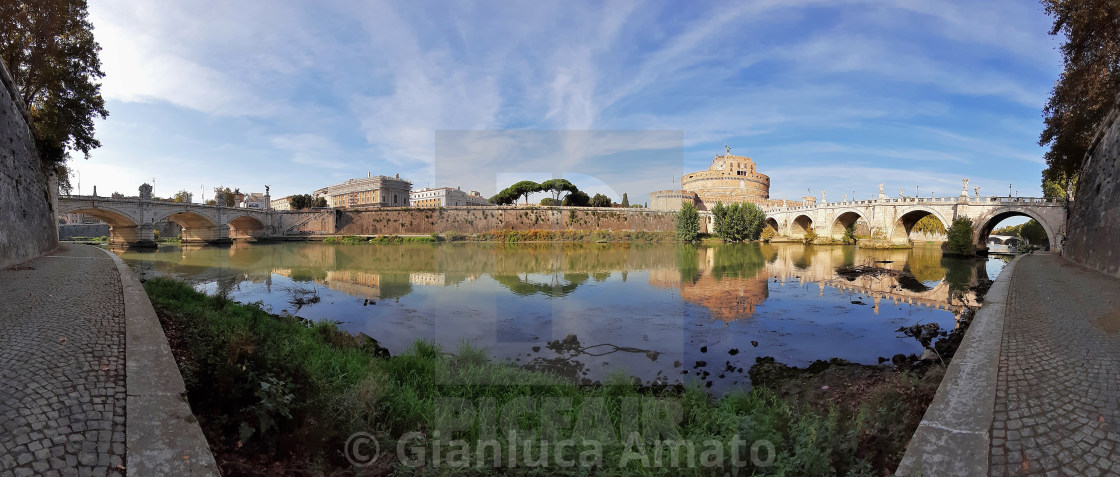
[117,241,1000,393]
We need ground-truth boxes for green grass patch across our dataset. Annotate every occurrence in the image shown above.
[145,277,933,475]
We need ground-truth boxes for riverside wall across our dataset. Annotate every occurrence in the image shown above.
[0,61,56,268]
[1066,100,1120,277]
[279,207,677,236]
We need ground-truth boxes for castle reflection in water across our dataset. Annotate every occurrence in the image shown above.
[130,241,989,324]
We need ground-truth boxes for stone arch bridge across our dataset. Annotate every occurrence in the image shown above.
[58,189,276,247]
[759,194,1067,252]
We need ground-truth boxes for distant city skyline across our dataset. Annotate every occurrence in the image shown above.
[74,0,1059,207]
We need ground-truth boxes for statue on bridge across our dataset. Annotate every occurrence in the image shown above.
[821,189,826,204]
[961,178,969,197]
[975,186,980,199]
[139,183,152,201]
[725,144,731,157]
[899,188,905,198]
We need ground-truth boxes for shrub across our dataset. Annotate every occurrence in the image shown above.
[761,227,777,243]
[803,225,818,245]
[944,217,975,256]
[676,202,700,242]
[711,202,766,242]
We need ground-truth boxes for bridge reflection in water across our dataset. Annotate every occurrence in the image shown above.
[116,241,999,392]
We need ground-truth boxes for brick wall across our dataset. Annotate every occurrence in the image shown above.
[282,207,677,236]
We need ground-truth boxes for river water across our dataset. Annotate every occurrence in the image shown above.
[115,241,1006,394]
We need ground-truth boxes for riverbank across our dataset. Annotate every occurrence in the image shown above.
[143,271,982,475]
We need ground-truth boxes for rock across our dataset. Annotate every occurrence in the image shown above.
[728,348,739,355]
[700,346,707,353]
[919,348,939,361]
[355,332,391,358]
[750,341,759,347]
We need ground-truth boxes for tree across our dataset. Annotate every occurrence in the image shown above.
[621,193,629,207]
[1038,0,1120,187]
[172,190,193,203]
[540,198,559,206]
[944,217,975,256]
[491,180,542,205]
[676,202,699,242]
[590,193,611,208]
[1018,219,1048,244]
[289,194,313,210]
[213,186,236,207]
[540,179,577,204]
[0,0,108,166]
[110,191,123,199]
[562,190,590,207]
[912,215,946,235]
[711,202,766,242]
[313,197,327,208]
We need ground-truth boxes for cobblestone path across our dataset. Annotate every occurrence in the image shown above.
[0,245,126,477]
[990,254,1120,476]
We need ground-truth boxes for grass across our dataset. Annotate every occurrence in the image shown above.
[145,277,940,475]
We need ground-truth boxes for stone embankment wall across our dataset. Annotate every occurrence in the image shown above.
[1066,100,1120,277]
[59,224,110,240]
[0,62,56,268]
[279,207,676,236]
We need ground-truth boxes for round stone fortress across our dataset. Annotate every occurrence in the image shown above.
[650,149,801,211]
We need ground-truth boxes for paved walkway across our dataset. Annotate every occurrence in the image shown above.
[990,254,1120,476]
[0,244,126,477]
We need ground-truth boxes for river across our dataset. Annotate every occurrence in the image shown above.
[115,241,1006,394]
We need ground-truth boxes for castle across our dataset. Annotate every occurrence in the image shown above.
[649,147,806,211]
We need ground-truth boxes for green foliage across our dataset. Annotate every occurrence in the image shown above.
[1018,219,1048,244]
[539,197,559,206]
[1038,0,1120,182]
[945,217,975,256]
[620,193,629,207]
[711,202,766,242]
[590,193,612,207]
[760,226,777,242]
[0,0,108,165]
[1042,173,1077,200]
[675,202,700,242]
[539,178,577,203]
[912,215,946,235]
[803,225,818,245]
[145,277,935,474]
[288,194,316,210]
[562,190,590,207]
[313,196,327,208]
[842,224,856,244]
[172,190,193,203]
[491,180,543,205]
[213,186,238,207]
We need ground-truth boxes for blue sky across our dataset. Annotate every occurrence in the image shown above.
[77,0,1060,207]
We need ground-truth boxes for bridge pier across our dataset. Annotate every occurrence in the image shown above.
[109,224,156,248]
[181,224,231,245]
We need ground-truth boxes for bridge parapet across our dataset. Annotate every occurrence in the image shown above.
[59,189,275,247]
[763,196,1067,252]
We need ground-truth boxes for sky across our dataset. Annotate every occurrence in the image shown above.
[75,0,1062,209]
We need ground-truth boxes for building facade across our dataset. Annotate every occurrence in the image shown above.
[325,174,412,208]
[649,149,803,211]
[270,196,292,211]
[409,187,492,207]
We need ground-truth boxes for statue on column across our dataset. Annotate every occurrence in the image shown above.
[899,188,905,198]
[961,178,969,196]
[265,185,270,196]
[139,183,152,201]
[821,189,826,204]
[843,193,847,202]
[725,144,731,157]
[974,186,980,199]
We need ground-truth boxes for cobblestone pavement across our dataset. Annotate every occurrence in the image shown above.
[990,254,1120,476]
[0,245,126,477]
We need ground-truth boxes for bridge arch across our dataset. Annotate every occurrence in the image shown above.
[830,209,870,239]
[764,217,780,235]
[890,208,950,243]
[790,214,813,238]
[228,214,267,239]
[974,209,1057,250]
[57,206,141,245]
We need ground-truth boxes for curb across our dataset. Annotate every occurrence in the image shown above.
[895,255,1023,476]
[96,247,221,476]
